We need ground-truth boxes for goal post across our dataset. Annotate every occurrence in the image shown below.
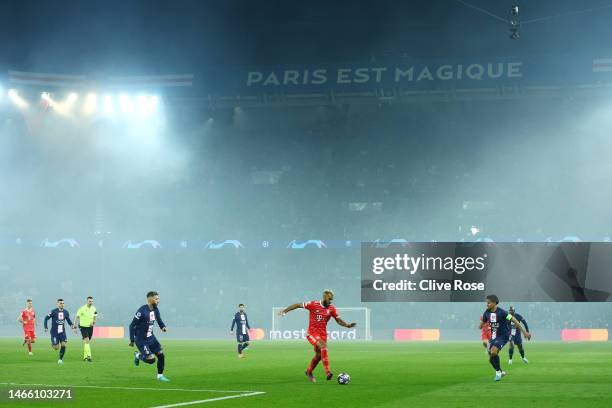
[271,306,372,341]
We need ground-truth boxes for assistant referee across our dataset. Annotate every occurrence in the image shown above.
[75,296,97,362]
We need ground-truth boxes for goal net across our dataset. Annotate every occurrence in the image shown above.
[271,306,372,341]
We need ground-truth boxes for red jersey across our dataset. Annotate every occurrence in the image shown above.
[480,316,491,340]
[303,300,339,336]
[21,308,36,331]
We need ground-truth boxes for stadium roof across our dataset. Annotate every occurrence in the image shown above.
[1,0,612,72]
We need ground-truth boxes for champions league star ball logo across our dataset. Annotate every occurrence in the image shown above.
[372,239,410,248]
[40,238,80,248]
[123,240,162,249]
[205,240,244,249]
[287,240,327,249]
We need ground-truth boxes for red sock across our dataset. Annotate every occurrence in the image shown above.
[321,348,330,374]
[307,355,320,373]
[27,341,32,352]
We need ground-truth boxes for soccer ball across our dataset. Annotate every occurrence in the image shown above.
[337,372,350,385]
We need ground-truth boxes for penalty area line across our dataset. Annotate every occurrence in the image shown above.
[0,382,260,394]
[149,391,266,408]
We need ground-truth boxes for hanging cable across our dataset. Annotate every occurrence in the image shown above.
[522,3,612,24]
[454,0,509,24]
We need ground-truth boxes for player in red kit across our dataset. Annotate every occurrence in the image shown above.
[279,289,356,383]
[481,315,491,353]
[18,299,36,355]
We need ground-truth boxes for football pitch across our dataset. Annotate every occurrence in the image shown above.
[1,339,611,408]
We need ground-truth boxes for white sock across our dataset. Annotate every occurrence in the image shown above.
[157,374,163,378]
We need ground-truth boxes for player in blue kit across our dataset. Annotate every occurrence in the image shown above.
[43,299,77,364]
[508,306,530,365]
[128,291,169,381]
[230,303,251,359]
[480,294,531,381]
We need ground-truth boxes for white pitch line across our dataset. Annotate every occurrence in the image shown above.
[149,392,266,408]
[0,382,258,394]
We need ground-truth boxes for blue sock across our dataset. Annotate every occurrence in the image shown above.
[237,344,243,354]
[156,353,165,374]
[492,355,501,371]
[489,356,496,370]
[509,347,514,359]
[59,346,66,360]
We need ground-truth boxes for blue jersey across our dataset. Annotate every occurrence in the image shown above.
[230,312,250,335]
[44,308,73,335]
[129,304,166,342]
[510,313,529,337]
[482,307,512,341]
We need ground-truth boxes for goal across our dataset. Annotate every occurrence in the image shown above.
[271,306,372,341]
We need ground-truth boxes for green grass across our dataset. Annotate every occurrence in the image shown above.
[1,339,612,407]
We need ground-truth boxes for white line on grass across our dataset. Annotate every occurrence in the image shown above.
[148,392,266,408]
[0,382,261,394]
